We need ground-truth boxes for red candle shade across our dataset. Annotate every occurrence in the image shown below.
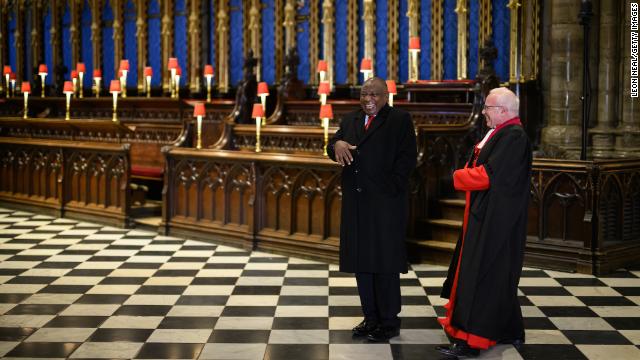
[360,58,372,71]
[386,80,397,94]
[9,72,16,81]
[257,82,269,96]
[38,64,48,74]
[193,103,206,117]
[144,66,153,77]
[93,69,102,79]
[175,67,182,76]
[76,62,86,73]
[317,60,328,72]
[119,59,129,71]
[71,70,78,79]
[319,104,333,119]
[168,57,179,70]
[317,82,330,95]
[3,65,11,75]
[409,36,421,51]
[63,81,74,93]
[21,82,31,94]
[109,80,121,93]
[204,65,214,76]
[252,103,265,118]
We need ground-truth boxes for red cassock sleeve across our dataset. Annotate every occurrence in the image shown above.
[453,165,490,191]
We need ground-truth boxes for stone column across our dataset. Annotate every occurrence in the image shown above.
[590,0,618,158]
[614,1,640,157]
[540,0,583,159]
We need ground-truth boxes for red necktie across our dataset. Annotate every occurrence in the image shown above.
[365,114,375,131]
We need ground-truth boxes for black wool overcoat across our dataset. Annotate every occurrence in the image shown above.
[328,104,417,274]
[442,124,532,341]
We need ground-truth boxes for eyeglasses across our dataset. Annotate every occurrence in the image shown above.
[483,105,504,111]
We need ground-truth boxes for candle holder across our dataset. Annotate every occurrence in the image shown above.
[168,57,178,98]
[408,37,420,82]
[317,82,330,106]
[319,104,333,156]
[63,81,74,120]
[144,66,153,98]
[77,63,86,98]
[3,65,10,98]
[93,69,102,98]
[193,102,206,150]
[119,60,129,98]
[252,103,265,153]
[21,82,31,120]
[386,80,397,107]
[257,82,269,126]
[71,70,78,98]
[38,64,48,98]
[360,58,373,82]
[204,64,214,103]
[110,80,121,123]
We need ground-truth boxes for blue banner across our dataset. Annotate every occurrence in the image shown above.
[297,1,310,83]
[492,0,510,82]
[123,0,137,89]
[398,0,408,83]
[44,5,52,85]
[334,0,347,84]
[24,9,32,81]
[420,0,431,80]
[174,0,187,87]
[375,0,388,79]
[102,0,114,83]
[443,0,457,79]
[262,0,275,84]
[81,0,93,87]
[229,0,243,86]
[62,3,72,79]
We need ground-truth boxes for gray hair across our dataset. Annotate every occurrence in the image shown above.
[489,87,519,116]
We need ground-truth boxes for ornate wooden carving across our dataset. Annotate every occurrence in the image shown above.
[14,1,24,82]
[111,0,123,75]
[70,0,79,66]
[161,0,173,93]
[163,149,341,261]
[0,137,132,227]
[91,0,101,72]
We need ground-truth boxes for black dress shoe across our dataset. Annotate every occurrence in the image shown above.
[352,319,378,337]
[435,343,480,358]
[366,325,400,342]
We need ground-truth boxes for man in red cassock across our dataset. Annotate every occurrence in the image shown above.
[437,87,532,358]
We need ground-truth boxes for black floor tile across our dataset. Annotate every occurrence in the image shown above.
[88,255,130,262]
[600,271,638,278]
[401,296,430,305]
[0,293,32,303]
[249,257,289,263]
[176,295,229,306]
[521,270,551,278]
[43,315,108,328]
[424,286,444,296]
[561,330,633,345]
[180,245,217,251]
[99,276,148,285]
[287,263,329,270]
[614,287,640,296]
[329,287,359,296]
[232,285,282,295]
[6,341,81,357]
[517,344,588,360]
[6,255,50,261]
[135,342,204,359]
[577,296,637,306]
[519,287,572,296]
[135,285,186,295]
[241,270,286,277]
[329,306,363,317]
[277,295,328,306]
[220,306,276,317]
[88,328,153,342]
[207,329,271,343]
[0,327,37,341]
[158,316,217,329]
[75,294,130,304]
[203,263,246,269]
[118,262,162,269]
[154,269,199,277]
[191,277,238,285]
[67,269,113,277]
[168,256,210,262]
[399,278,421,286]
[603,317,640,330]
[0,269,25,275]
[412,270,448,278]
[329,271,353,278]
[35,261,81,268]
[283,277,328,286]
[6,303,68,315]
[39,284,93,293]
[538,306,598,317]
[272,317,328,330]
[113,305,172,316]
[214,251,250,256]
[264,344,329,360]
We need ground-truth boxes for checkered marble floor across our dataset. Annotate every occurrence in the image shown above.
[0,207,639,359]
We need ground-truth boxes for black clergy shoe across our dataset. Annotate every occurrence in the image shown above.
[366,325,400,342]
[435,343,480,358]
[352,319,378,337]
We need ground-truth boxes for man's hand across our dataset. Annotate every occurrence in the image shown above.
[334,140,357,166]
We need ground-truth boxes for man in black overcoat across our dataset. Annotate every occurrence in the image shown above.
[328,77,417,342]
[437,87,532,358]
